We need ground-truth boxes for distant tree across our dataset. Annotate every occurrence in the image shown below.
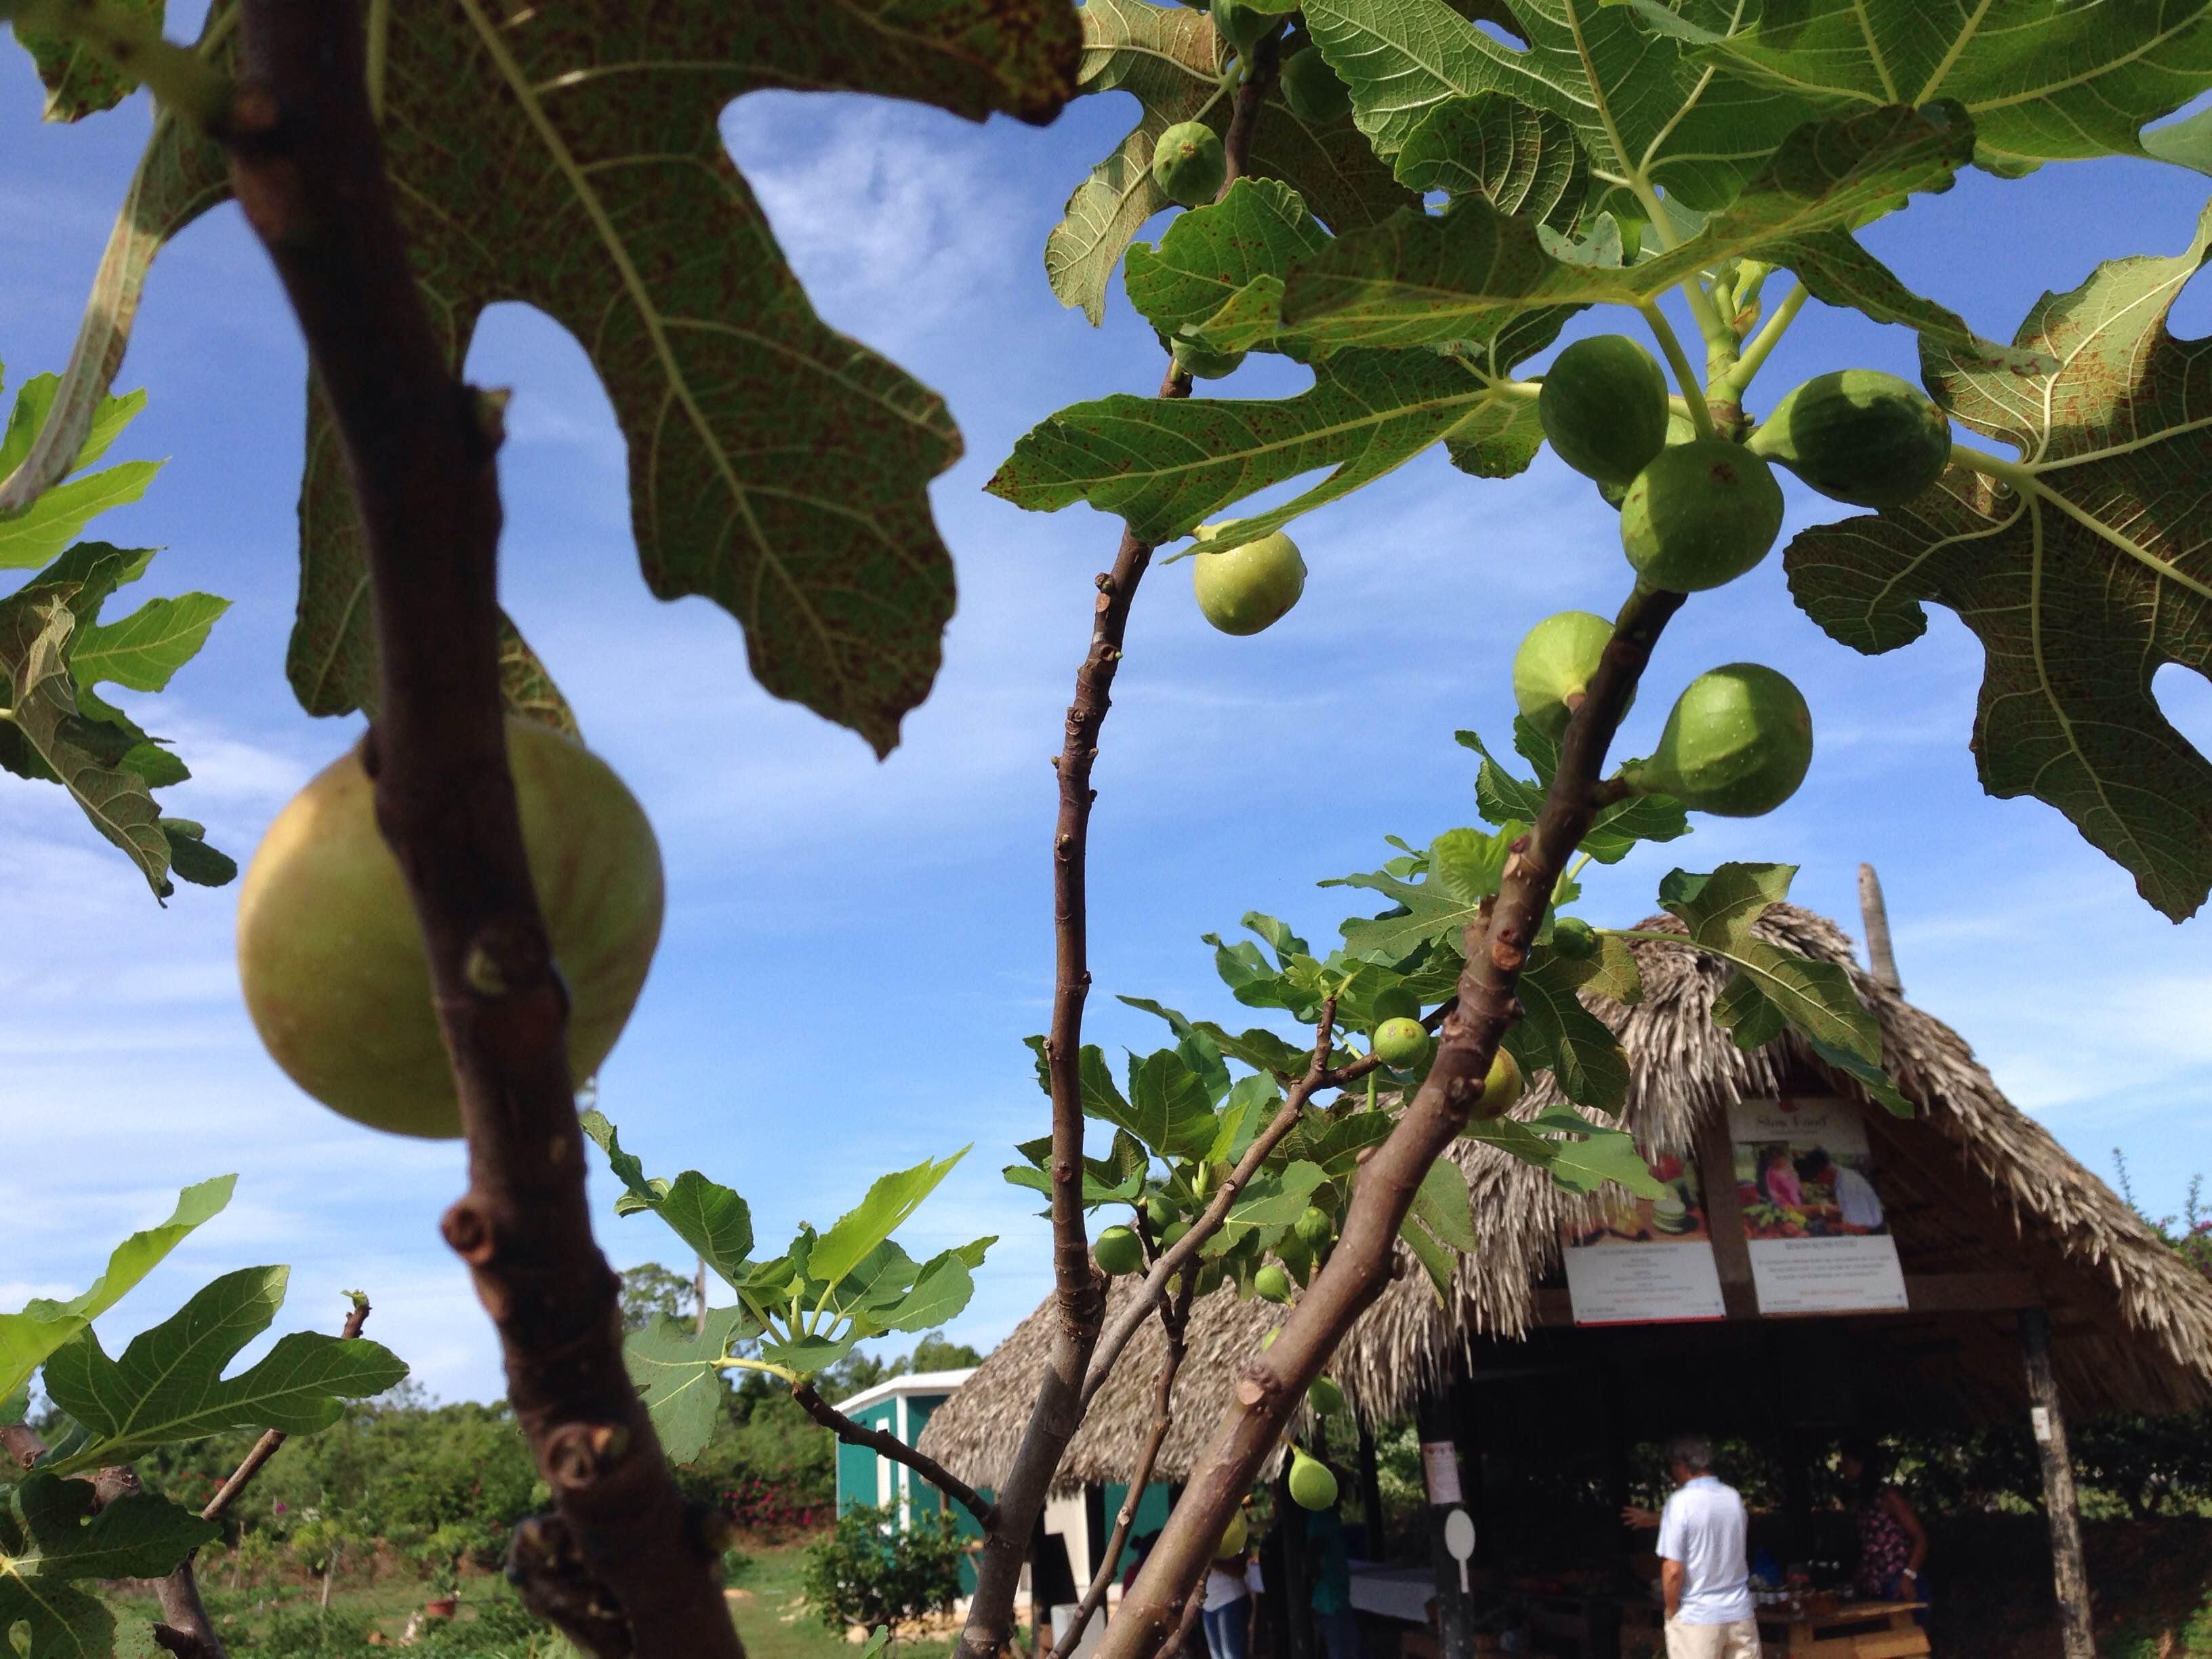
[619,1262,698,1333]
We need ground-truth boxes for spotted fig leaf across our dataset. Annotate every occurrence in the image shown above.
[1044,0,1416,325]
[1124,178,1330,353]
[1280,104,2008,363]
[0,1176,233,1414]
[0,1471,218,1658]
[9,0,161,121]
[1300,0,1814,212]
[624,1307,756,1466]
[41,1266,409,1474]
[1784,200,2212,921]
[1652,863,1885,1066]
[1683,0,2212,176]
[988,333,1555,550]
[1391,92,1589,230]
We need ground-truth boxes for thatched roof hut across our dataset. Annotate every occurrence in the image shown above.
[918,905,2212,1495]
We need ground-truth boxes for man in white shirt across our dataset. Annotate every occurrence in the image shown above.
[1625,1434,1757,1659]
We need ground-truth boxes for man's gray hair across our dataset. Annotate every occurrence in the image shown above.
[1666,1434,1715,1474]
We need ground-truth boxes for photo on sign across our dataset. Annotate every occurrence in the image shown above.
[1565,1151,1710,1246]
[1734,1136,1887,1240]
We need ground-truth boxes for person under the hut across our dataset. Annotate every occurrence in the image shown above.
[1622,1435,1758,1659]
[1301,1471,1358,1659]
[1839,1438,1929,1616]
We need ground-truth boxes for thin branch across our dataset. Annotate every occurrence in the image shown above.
[218,6,737,1654]
[1048,1273,1196,1659]
[790,1382,994,1530]
[954,39,1282,1659]
[1082,1000,1360,1407]
[200,1294,372,1524]
[1097,585,1687,1659]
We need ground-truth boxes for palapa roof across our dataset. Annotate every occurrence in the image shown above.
[918,906,2212,1493]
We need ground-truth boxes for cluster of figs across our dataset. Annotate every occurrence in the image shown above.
[1527,333,1954,817]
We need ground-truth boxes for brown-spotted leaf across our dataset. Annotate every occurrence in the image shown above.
[1784,200,2212,922]
[284,0,1083,756]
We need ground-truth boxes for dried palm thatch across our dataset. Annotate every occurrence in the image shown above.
[918,905,2212,1493]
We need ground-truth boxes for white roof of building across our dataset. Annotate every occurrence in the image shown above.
[833,1368,976,1418]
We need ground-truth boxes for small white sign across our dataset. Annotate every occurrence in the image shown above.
[2031,1406,2053,1446]
[1420,1441,1462,1505]
[1561,1233,1727,1324]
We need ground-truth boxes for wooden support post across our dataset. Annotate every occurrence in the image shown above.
[2020,1309,2095,1659]
[1418,1392,1475,1659]
[1858,864,1902,994]
[1692,1113,1759,1319]
[1357,1421,1387,1561]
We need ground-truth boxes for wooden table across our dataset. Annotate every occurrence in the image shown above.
[1619,1598,1929,1659]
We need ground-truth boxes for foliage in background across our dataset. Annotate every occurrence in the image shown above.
[800,1503,967,1637]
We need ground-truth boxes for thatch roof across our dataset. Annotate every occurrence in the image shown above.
[918,906,2212,1492]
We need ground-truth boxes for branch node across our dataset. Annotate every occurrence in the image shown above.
[441,1200,497,1264]
[1488,939,1528,972]
[546,1422,631,1493]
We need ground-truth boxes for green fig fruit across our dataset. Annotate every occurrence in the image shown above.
[1279,47,1351,121]
[1161,1218,1193,1252]
[1094,1225,1144,1276]
[1288,1446,1340,1511]
[1628,663,1813,817]
[1550,916,1598,960]
[1147,1194,1176,1231]
[1294,1204,1334,1251]
[1539,335,1672,488]
[1450,1046,1523,1123]
[1172,334,1246,381]
[1255,1263,1294,1303]
[1212,0,1272,53]
[1308,1376,1345,1416]
[1746,369,1951,508]
[1619,438,1785,592]
[1218,1510,1249,1558]
[1373,1016,1431,1069]
[1512,610,1633,741]
[1192,529,1306,636]
[1153,121,1227,207]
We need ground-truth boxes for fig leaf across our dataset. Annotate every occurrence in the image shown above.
[1784,197,2212,921]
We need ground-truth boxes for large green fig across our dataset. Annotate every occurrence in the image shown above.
[1280,48,1351,121]
[1746,369,1952,508]
[1539,335,1671,487]
[1172,334,1246,381]
[1094,1225,1144,1276]
[1373,1016,1431,1069]
[1628,663,1813,817]
[1294,1204,1334,1251]
[1477,1046,1523,1115]
[1153,121,1227,207]
[1619,439,1784,592]
[1212,0,1272,53]
[1308,1376,1345,1416]
[1513,610,1634,741]
[1254,1263,1294,1303]
[1288,1446,1340,1511]
[1192,529,1306,635]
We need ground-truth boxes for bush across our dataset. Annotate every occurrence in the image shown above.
[801,1503,968,1635]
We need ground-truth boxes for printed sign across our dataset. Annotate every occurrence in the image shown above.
[1559,1152,1727,1324]
[1421,1441,1463,1505]
[1728,1098,1907,1314]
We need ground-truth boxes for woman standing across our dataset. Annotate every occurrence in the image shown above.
[1839,1439,1928,1614]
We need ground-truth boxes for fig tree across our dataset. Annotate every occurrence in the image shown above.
[1746,369,1951,508]
[1373,1016,1431,1069]
[1192,529,1306,635]
[1094,1225,1144,1276]
[1254,1263,1294,1303]
[1513,610,1632,741]
[1539,335,1671,487]
[1619,438,1784,592]
[237,717,663,1139]
[1288,1446,1340,1511]
[1280,48,1351,121]
[1153,120,1227,207]
[1626,663,1813,817]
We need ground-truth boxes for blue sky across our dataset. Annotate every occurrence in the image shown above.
[3,22,2209,1406]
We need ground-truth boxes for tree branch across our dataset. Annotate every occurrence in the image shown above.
[1082,1002,1364,1407]
[790,1382,995,1530]
[1050,1274,1195,1659]
[1096,586,1687,1659]
[198,1294,373,1526]
[218,7,737,1656]
[954,44,1283,1659]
